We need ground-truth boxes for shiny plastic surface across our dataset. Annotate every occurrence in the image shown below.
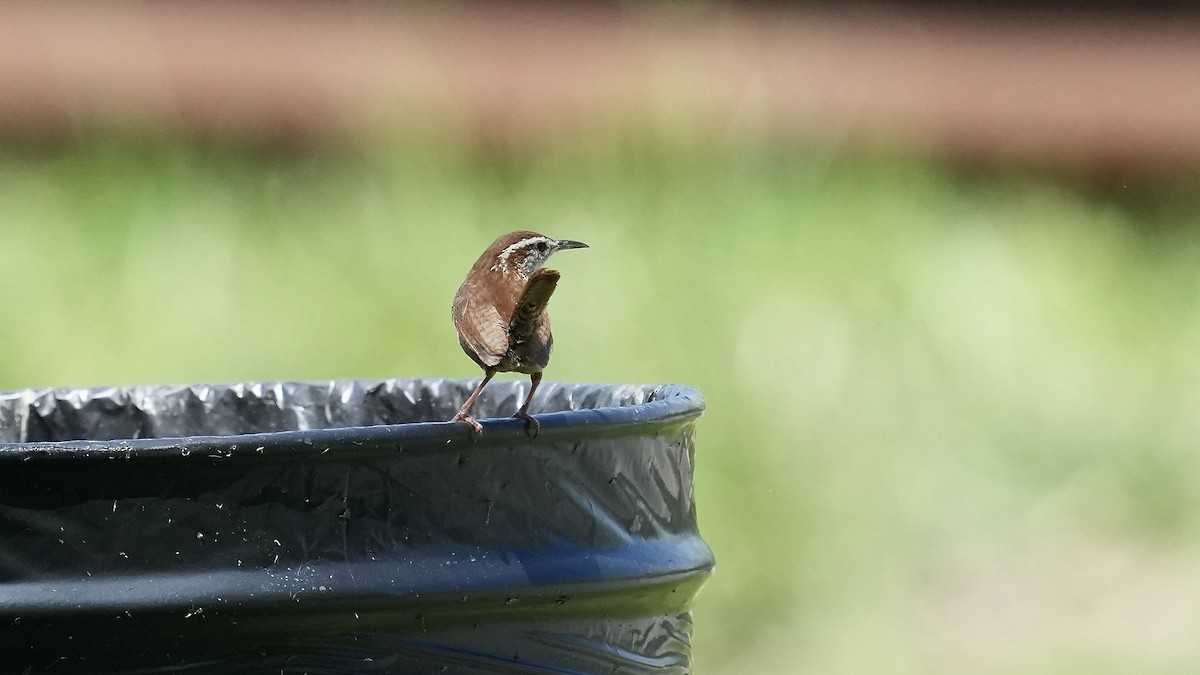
[0,379,710,673]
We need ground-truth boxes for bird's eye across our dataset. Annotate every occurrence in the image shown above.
[536,241,549,252]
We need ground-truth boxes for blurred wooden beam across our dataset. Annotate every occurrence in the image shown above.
[1,2,1199,171]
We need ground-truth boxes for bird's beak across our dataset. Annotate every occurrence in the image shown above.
[555,239,589,251]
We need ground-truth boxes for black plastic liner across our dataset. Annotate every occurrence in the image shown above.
[0,378,710,673]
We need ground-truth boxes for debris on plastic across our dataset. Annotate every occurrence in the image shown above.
[0,378,710,673]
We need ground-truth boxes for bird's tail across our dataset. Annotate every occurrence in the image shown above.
[508,269,559,344]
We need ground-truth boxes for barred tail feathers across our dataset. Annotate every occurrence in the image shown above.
[508,269,559,344]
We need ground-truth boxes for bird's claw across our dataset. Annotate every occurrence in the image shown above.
[513,411,539,439]
[453,413,484,440]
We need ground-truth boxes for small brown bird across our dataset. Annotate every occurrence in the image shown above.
[451,230,588,437]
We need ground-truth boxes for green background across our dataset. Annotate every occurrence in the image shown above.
[3,132,1199,673]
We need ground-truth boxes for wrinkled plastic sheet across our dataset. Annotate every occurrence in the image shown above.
[0,378,710,673]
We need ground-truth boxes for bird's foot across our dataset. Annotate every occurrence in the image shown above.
[452,413,484,440]
[513,411,540,439]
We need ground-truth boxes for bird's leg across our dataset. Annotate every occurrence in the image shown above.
[513,371,543,438]
[452,368,495,438]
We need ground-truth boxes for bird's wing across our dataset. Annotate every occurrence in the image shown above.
[508,269,560,346]
[453,293,507,368]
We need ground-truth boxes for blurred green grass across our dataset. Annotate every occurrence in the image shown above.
[3,133,1200,673]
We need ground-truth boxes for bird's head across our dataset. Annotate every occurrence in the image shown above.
[488,230,588,278]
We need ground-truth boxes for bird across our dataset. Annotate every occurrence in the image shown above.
[451,230,588,437]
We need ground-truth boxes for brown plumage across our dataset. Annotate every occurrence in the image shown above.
[451,230,588,437]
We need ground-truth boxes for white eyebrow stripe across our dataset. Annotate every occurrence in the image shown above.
[495,236,552,271]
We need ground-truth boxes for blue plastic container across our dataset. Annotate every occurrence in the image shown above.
[0,378,711,673]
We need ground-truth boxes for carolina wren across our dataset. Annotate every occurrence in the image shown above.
[451,230,588,437]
